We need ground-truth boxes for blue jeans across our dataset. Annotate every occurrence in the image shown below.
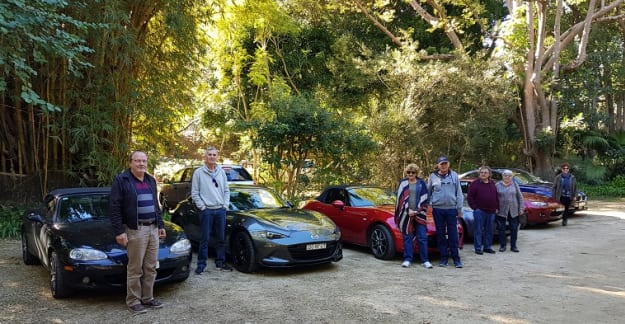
[473,209,495,252]
[402,223,429,263]
[497,215,519,248]
[432,208,460,263]
[197,207,227,268]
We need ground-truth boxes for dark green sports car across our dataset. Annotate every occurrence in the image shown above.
[171,185,342,273]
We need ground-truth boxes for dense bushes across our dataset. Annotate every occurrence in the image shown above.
[580,176,625,198]
[0,204,24,239]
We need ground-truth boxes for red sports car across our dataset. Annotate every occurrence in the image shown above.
[302,185,464,260]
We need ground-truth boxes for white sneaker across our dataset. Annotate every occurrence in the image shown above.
[401,261,411,268]
[423,261,433,269]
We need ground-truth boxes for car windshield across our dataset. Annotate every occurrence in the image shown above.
[223,167,253,182]
[229,187,287,211]
[348,187,396,207]
[510,170,548,185]
[57,194,110,224]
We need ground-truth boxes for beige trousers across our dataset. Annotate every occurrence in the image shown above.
[125,224,159,306]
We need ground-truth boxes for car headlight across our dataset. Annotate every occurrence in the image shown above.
[250,230,288,239]
[528,201,548,208]
[170,239,191,254]
[70,248,107,261]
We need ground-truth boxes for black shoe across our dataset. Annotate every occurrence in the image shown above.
[141,299,164,309]
[475,250,483,255]
[484,248,496,254]
[194,266,205,275]
[511,247,519,253]
[128,304,147,315]
[499,246,506,252]
[217,264,233,272]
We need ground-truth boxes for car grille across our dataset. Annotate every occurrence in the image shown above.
[288,242,338,261]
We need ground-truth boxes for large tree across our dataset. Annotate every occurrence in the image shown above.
[346,0,625,178]
[1,0,209,196]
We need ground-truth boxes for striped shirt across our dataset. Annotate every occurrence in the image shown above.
[134,179,156,220]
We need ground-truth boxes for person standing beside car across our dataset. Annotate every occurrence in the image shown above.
[191,146,232,274]
[110,150,166,315]
[467,166,499,255]
[495,169,524,252]
[552,162,577,226]
[395,164,432,269]
[427,156,463,268]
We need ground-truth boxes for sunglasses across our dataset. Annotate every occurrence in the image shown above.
[562,167,569,170]
[212,178,219,188]
[406,171,416,175]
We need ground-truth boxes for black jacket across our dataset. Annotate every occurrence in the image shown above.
[110,169,164,236]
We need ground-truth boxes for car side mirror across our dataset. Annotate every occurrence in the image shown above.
[26,212,45,223]
[331,200,345,210]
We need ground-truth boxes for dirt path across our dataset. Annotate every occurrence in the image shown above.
[2,199,625,323]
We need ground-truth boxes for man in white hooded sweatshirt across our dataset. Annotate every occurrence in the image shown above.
[191,146,232,274]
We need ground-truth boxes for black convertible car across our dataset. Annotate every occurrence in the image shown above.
[171,184,343,273]
[21,187,192,298]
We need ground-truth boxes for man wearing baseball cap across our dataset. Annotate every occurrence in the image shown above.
[427,156,463,268]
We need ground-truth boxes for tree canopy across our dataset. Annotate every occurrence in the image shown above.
[2,0,625,201]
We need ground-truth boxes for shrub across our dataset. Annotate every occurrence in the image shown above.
[0,204,25,239]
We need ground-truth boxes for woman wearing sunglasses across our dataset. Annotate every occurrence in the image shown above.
[395,164,432,269]
[552,162,577,226]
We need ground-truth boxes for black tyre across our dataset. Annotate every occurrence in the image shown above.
[50,251,72,298]
[230,231,257,273]
[21,231,39,265]
[369,224,396,260]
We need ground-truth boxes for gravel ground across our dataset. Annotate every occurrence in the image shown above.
[2,199,625,324]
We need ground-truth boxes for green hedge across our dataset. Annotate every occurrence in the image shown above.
[580,175,625,198]
[0,204,25,239]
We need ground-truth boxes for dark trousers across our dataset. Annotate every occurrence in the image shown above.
[496,215,519,249]
[560,196,572,222]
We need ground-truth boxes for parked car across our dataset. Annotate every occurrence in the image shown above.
[171,184,342,273]
[301,185,464,260]
[158,164,254,210]
[459,173,565,231]
[459,191,565,241]
[458,168,587,212]
[21,187,192,299]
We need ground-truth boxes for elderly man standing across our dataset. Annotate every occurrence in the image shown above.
[191,146,232,274]
[110,150,166,315]
[427,156,464,268]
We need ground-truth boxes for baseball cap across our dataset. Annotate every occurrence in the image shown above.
[437,156,449,164]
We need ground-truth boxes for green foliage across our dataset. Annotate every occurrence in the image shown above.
[0,204,25,239]
[581,176,625,198]
[253,93,375,197]
[0,0,95,101]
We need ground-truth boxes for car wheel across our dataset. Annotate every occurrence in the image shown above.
[50,251,72,298]
[519,213,528,229]
[21,231,39,265]
[230,231,257,273]
[368,224,396,260]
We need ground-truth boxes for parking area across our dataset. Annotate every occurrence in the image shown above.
[2,199,625,323]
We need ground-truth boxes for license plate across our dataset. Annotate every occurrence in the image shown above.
[306,243,326,250]
[556,208,564,212]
